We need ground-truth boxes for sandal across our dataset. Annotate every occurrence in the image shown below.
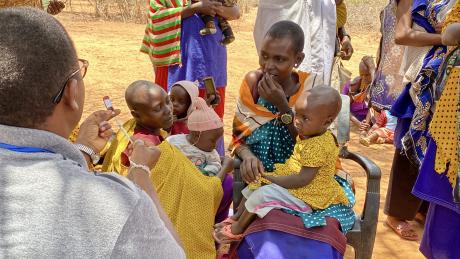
[214,217,236,230]
[213,225,244,244]
[385,219,419,241]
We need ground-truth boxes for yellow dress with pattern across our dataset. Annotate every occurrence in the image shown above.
[257,131,349,210]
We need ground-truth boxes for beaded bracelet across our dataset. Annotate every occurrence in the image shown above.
[129,159,151,176]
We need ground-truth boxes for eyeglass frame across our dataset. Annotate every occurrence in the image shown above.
[52,59,89,104]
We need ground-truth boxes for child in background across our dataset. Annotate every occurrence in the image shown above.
[359,106,397,146]
[341,56,375,128]
[214,87,351,242]
[167,97,233,181]
[169,80,199,135]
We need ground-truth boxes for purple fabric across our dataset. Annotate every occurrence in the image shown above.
[167,15,227,90]
[237,230,343,259]
[413,141,460,214]
[341,81,368,121]
[413,140,460,258]
[419,204,460,259]
[215,174,233,223]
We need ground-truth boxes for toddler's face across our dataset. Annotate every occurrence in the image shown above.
[170,85,191,119]
[194,127,224,152]
[294,93,329,138]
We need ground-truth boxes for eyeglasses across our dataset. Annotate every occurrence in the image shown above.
[52,59,89,104]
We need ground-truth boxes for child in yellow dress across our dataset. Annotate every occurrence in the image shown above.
[214,86,351,242]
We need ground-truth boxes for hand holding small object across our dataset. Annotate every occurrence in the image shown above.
[76,109,121,154]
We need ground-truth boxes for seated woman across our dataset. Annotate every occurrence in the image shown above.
[102,80,223,259]
[226,21,355,258]
[341,56,375,128]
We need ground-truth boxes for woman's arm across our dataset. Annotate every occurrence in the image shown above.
[394,0,442,46]
[216,4,241,20]
[264,167,319,189]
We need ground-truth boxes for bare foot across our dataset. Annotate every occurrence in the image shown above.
[385,216,419,241]
[360,137,371,147]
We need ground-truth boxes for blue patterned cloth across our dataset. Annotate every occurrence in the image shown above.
[283,176,356,234]
[390,0,451,165]
[245,98,294,172]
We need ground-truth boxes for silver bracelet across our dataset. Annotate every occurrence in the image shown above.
[128,159,151,176]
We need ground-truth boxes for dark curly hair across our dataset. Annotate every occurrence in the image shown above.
[0,7,78,128]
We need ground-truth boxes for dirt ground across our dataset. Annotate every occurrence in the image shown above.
[57,7,425,259]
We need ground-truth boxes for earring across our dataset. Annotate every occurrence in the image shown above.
[294,63,298,67]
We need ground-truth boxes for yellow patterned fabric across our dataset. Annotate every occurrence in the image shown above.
[102,119,223,259]
[251,131,349,210]
[430,67,460,187]
[68,126,79,143]
[443,0,460,32]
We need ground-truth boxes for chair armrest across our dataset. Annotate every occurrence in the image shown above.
[339,146,381,224]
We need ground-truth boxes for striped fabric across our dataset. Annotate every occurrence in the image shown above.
[141,0,188,67]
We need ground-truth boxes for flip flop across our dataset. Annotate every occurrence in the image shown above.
[385,220,419,241]
[213,225,243,244]
[214,217,236,230]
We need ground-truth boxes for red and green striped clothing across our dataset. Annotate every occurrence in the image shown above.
[141,0,189,67]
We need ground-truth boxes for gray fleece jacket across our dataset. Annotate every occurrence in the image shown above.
[0,124,185,258]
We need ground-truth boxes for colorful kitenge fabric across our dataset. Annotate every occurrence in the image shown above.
[284,176,356,234]
[230,71,314,155]
[244,98,295,172]
[391,0,453,166]
[370,0,405,110]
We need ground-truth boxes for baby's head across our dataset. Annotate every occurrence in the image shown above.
[294,86,342,138]
[187,97,224,152]
[169,81,199,120]
[125,80,173,130]
[260,20,305,83]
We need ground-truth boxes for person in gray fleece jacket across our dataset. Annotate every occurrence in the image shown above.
[0,7,185,258]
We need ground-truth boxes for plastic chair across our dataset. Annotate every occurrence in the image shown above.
[231,95,381,259]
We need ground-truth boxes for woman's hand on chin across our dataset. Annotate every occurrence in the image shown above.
[240,154,264,184]
[258,74,289,111]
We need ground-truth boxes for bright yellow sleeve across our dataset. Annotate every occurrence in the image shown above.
[299,138,328,168]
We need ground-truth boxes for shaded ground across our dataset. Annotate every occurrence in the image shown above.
[57,8,424,259]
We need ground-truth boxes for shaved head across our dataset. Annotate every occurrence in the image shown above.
[125,80,173,130]
[303,86,342,119]
[294,86,342,137]
[125,80,163,111]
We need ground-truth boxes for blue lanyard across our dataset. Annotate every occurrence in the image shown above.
[0,142,55,154]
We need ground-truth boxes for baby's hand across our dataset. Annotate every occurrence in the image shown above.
[221,156,234,173]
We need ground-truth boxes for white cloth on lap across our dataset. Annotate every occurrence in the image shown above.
[243,184,312,218]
